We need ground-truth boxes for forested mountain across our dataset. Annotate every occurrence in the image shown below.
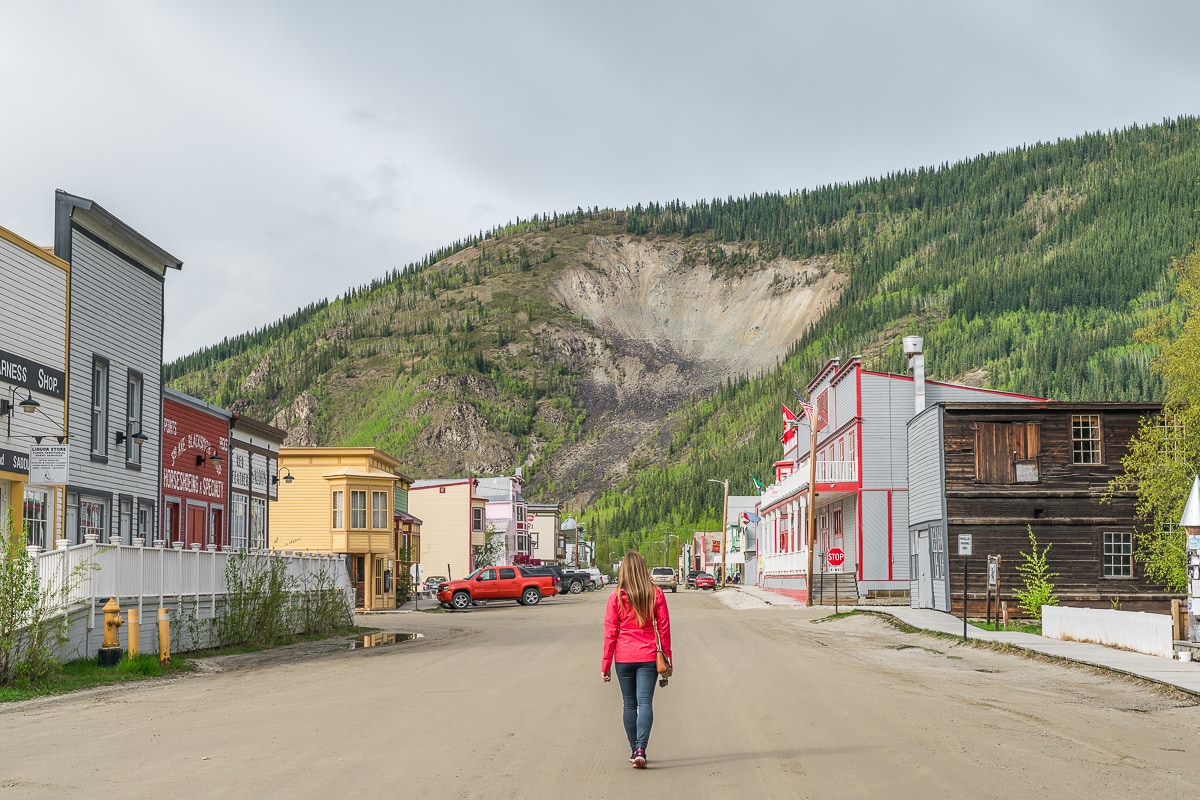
[166,116,1200,566]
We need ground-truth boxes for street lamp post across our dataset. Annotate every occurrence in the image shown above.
[663,533,679,567]
[708,478,730,587]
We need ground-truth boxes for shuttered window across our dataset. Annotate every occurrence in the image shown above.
[975,422,1040,484]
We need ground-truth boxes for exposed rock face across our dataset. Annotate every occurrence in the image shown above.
[272,390,321,447]
[535,236,846,505]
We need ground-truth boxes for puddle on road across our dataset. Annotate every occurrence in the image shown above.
[351,632,422,650]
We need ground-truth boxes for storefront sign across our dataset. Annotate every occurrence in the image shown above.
[0,447,29,475]
[231,448,250,492]
[28,444,68,484]
[251,452,268,494]
[0,348,65,399]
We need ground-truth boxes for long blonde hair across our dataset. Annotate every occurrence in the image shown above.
[617,549,655,625]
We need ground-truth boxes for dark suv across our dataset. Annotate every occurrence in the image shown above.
[686,570,700,589]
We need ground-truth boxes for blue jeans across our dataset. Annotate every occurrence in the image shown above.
[614,661,657,751]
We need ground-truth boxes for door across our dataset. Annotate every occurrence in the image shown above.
[187,505,207,548]
[352,556,366,608]
[476,568,498,599]
[917,528,933,608]
[499,567,519,596]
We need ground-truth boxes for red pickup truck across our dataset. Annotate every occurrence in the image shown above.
[436,566,559,610]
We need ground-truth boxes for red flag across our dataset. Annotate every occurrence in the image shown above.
[781,404,797,445]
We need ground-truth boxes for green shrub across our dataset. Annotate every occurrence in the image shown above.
[1013,526,1059,620]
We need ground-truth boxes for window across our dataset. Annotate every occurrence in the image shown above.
[374,558,383,595]
[351,490,367,529]
[1072,415,1102,464]
[1103,532,1134,578]
[231,494,249,550]
[1162,413,1185,462]
[816,390,829,431]
[848,432,856,464]
[24,488,48,549]
[90,357,108,456]
[517,505,526,523]
[125,371,143,464]
[472,507,484,532]
[250,497,267,549]
[138,501,154,540]
[910,529,919,583]
[372,491,388,529]
[930,525,945,580]
[480,568,496,581]
[332,491,344,529]
[80,498,106,541]
[499,567,517,579]
[163,500,180,545]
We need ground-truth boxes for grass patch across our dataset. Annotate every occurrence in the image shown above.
[186,625,370,658]
[0,653,194,703]
[971,620,1042,635]
[814,610,864,624]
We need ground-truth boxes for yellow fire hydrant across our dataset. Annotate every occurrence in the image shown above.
[98,597,124,667]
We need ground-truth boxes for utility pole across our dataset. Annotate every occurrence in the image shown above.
[805,410,818,608]
[720,478,730,587]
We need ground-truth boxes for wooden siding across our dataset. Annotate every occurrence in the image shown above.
[66,230,163,537]
[907,406,945,526]
[0,235,68,438]
[861,491,890,581]
[409,484,476,582]
[938,404,1171,613]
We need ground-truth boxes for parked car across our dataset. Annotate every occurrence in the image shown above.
[520,564,586,594]
[686,570,700,589]
[435,566,558,610]
[422,575,447,592]
[650,567,678,593]
[694,572,716,590]
[584,567,604,590]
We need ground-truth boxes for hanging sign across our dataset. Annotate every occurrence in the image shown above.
[29,444,68,484]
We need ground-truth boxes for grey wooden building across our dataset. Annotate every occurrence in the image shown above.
[54,191,182,544]
[908,401,1174,614]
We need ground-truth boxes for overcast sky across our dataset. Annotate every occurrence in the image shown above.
[3,1,1199,361]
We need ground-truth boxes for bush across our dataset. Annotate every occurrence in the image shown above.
[1013,526,1059,620]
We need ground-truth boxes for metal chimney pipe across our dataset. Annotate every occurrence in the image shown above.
[903,336,925,414]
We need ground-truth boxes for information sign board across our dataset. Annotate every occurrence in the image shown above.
[28,444,68,484]
[958,534,973,557]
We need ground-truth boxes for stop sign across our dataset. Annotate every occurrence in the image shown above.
[827,548,845,568]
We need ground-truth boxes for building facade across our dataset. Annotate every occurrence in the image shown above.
[229,413,286,551]
[0,225,69,549]
[757,350,1040,602]
[527,502,563,563]
[475,475,530,563]
[274,447,412,610]
[908,401,1172,614]
[408,479,487,584]
[55,191,182,545]
[161,389,230,548]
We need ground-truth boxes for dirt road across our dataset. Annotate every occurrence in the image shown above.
[3,589,1199,798]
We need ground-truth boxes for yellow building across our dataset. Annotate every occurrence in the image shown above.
[275,447,413,610]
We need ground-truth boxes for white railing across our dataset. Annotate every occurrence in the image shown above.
[761,461,858,507]
[33,541,350,610]
[761,550,810,576]
[815,460,857,483]
[1042,606,1174,658]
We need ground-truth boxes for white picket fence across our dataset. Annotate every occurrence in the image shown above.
[33,538,351,615]
[1042,605,1174,658]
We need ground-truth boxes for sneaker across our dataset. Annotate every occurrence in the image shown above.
[632,748,647,769]
[629,749,637,764]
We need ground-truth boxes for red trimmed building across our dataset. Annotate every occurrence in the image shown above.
[161,388,230,548]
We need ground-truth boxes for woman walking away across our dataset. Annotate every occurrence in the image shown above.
[601,549,672,769]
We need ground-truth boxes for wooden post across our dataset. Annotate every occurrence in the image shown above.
[1172,599,1184,641]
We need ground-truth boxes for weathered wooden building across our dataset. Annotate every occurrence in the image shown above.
[908,401,1173,614]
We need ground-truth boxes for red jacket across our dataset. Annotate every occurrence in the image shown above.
[601,586,672,673]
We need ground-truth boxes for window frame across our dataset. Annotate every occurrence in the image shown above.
[1102,531,1135,578]
[930,524,945,581]
[125,369,144,466]
[23,488,49,549]
[472,507,484,532]
[332,490,344,529]
[1071,414,1103,465]
[350,490,367,529]
[372,490,388,529]
[90,356,109,458]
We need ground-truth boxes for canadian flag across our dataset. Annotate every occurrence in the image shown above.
[781,404,797,445]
